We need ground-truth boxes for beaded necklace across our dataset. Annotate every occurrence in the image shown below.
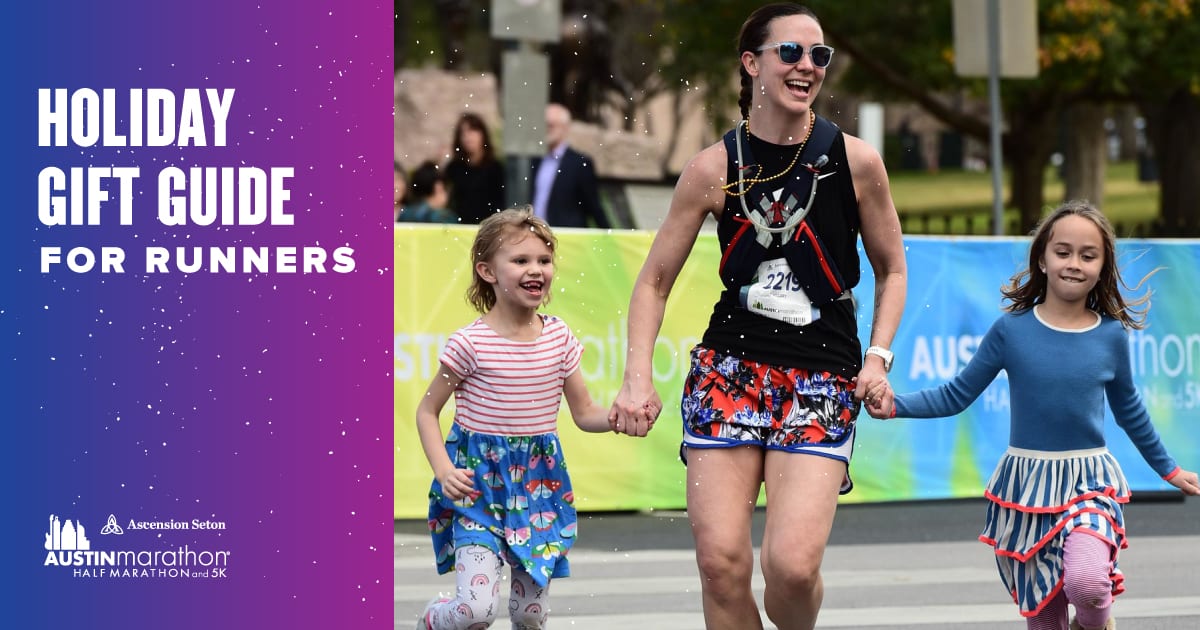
[722,109,814,197]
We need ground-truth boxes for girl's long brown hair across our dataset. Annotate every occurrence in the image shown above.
[1001,200,1153,329]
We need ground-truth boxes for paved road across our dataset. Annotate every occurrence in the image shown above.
[396,496,1200,629]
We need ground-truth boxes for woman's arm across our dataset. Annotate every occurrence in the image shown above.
[609,143,726,435]
[845,134,907,396]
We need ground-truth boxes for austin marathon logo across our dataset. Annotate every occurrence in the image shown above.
[43,513,231,579]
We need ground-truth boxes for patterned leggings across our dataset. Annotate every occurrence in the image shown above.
[426,545,551,630]
[1026,531,1114,630]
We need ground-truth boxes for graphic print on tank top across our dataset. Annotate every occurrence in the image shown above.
[721,119,847,325]
[738,186,822,326]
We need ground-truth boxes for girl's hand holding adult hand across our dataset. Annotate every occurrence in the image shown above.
[859,376,894,419]
[864,388,894,419]
[609,379,661,437]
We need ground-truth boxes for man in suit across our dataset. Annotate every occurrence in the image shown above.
[530,103,611,228]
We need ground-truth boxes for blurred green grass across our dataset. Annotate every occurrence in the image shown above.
[891,161,1160,236]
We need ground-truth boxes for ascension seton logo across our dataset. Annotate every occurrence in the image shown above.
[100,514,124,535]
[43,513,231,580]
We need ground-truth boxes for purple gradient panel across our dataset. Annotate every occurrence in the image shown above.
[3,2,393,628]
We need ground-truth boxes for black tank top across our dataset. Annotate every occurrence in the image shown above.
[700,118,862,376]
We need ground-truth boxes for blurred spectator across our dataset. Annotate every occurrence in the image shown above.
[398,161,456,223]
[394,160,408,222]
[530,103,609,228]
[445,112,506,223]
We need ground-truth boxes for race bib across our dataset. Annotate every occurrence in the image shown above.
[737,258,820,326]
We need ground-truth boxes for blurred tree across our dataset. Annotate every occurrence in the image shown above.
[396,1,442,69]
[395,1,409,71]
[1122,0,1200,235]
[818,0,1199,234]
[395,1,1198,233]
[1062,102,1107,210]
[599,1,668,131]
[548,0,633,123]
[808,1,1114,233]
[656,0,1198,234]
[396,0,495,71]
[435,0,472,69]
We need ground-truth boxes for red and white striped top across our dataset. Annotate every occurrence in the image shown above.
[440,315,583,435]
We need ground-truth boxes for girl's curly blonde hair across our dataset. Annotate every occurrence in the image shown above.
[466,206,558,314]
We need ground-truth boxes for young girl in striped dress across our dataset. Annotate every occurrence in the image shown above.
[864,201,1199,630]
[414,207,643,629]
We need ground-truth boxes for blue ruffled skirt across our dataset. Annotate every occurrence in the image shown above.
[979,447,1128,617]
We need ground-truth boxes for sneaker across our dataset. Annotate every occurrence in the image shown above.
[417,596,452,630]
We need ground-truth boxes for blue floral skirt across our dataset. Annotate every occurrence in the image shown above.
[426,424,576,587]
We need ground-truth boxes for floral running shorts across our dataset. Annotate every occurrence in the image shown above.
[680,346,858,493]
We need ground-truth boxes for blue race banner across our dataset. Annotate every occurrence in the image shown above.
[851,236,1200,501]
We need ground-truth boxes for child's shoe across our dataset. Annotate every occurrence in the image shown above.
[417,595,452,630]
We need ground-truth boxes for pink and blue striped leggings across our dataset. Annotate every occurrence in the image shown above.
[1026,531,1115,630]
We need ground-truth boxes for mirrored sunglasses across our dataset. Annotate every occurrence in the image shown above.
[756,42,834,68]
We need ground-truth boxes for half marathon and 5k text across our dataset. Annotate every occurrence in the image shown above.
[36,88,355,274]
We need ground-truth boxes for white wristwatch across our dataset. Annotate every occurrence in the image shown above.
[865,346,894,372]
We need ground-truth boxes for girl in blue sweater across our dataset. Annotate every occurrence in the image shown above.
[865,201,1199,630]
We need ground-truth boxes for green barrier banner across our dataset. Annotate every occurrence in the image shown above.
[396,225,718,518]
[396,227,1200,518]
